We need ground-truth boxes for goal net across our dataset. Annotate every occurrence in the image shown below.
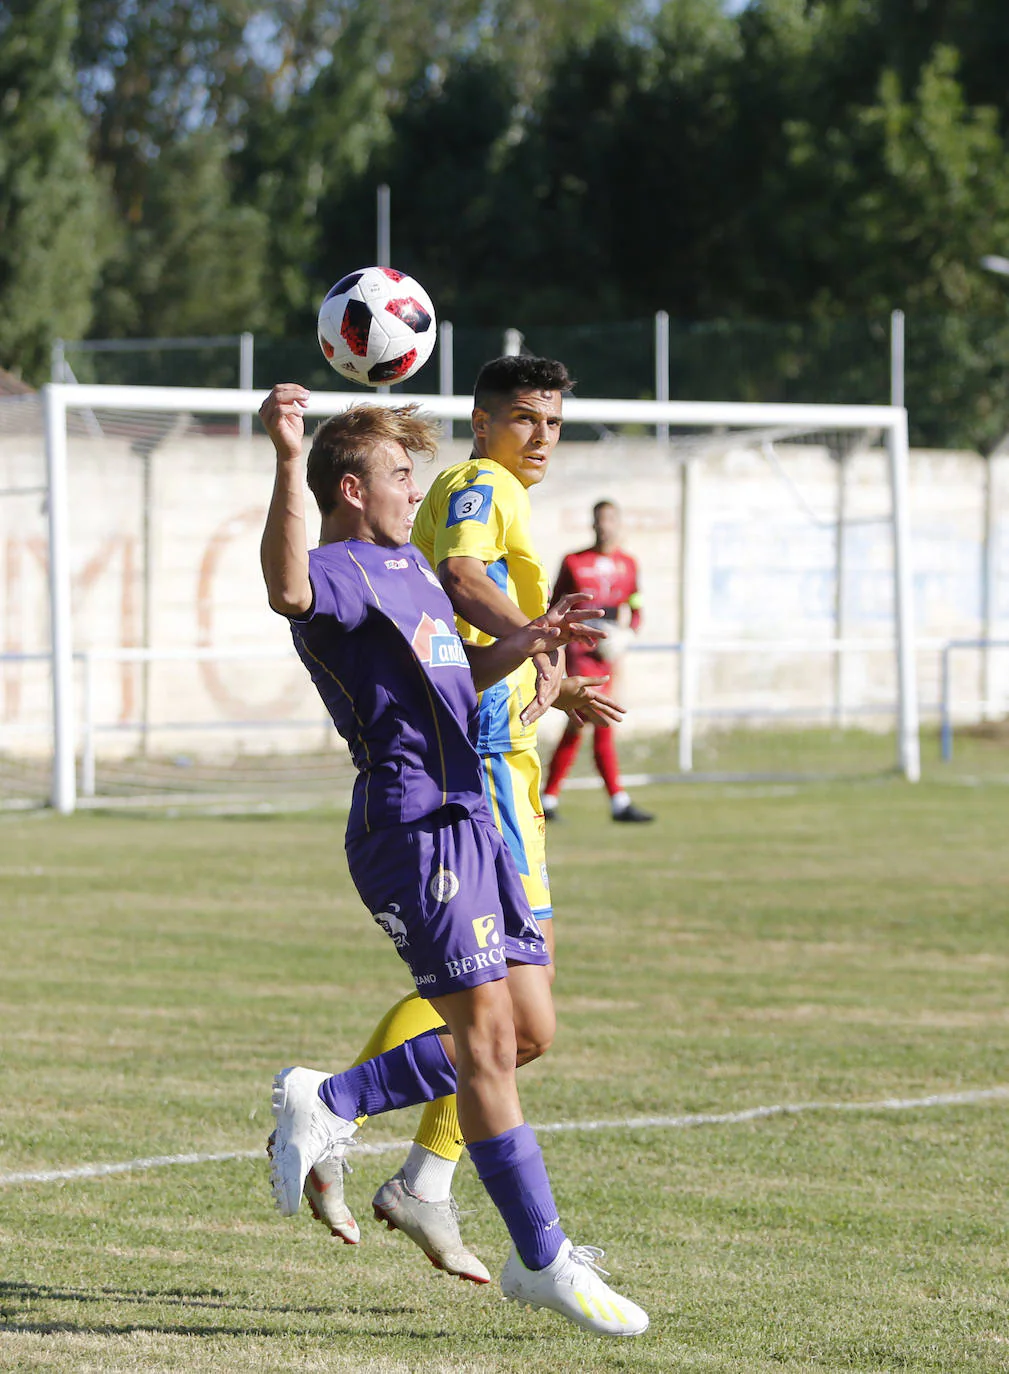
[0,385,919,813]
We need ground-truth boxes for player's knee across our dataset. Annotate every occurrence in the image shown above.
[514,1007,556,1065]
[515,1029,553,1066]
[464,1014,518,1083]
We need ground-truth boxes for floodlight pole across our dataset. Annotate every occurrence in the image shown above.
[887,409,921,781]
[43,385,77,813]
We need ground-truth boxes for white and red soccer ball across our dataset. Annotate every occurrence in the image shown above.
[317,266,436,386]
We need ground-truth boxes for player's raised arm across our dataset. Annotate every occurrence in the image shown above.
[260,384,314,617]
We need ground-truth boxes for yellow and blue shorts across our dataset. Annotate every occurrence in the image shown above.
[480,746,552,923]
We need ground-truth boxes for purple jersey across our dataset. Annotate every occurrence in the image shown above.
[291,539,490,838]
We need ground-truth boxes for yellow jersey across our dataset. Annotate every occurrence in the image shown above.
[412,456,548,754]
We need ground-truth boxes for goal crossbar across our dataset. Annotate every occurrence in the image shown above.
[43,382,901,429]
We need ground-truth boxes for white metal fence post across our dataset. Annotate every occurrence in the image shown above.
[80,651,96,798]
[678,456,698,772]
[439,319,454,441]
[375,186,393,395]
[43,384,77,813]
[655,311,669,449]
[833,451,849,728]
[981,456,997,719]
[377,184,391,267]
[887,408,921,781]
[890,309,905,409]
[238,331,254,439]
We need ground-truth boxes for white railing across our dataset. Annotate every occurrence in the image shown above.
[75,645,320,797]
[2,636,929,804]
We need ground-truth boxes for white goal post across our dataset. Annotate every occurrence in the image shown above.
[40,383,920,813]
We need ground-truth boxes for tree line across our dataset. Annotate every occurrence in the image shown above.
[2,0,1009,447]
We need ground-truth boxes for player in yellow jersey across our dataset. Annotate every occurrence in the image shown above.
[412,370,560,930]
[299,357,623,1280]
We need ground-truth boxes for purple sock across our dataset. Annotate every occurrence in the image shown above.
[468,1123,567,1270]
[318,1029,457,1120]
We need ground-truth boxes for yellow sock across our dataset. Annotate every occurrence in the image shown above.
[351,992,464,1162]
[414,1095,465,1162]
[352,991,444,1064]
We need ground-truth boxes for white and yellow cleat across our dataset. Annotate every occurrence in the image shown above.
[501,1239,648,1337]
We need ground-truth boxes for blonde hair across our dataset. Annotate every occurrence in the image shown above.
[307,404,439,515]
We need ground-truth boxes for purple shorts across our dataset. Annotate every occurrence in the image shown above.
[346,807,552,998]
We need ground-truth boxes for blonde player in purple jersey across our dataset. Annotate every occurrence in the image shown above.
[259,383,648,1337]
[302,358,625,1283]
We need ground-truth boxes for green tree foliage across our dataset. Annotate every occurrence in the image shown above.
[4,0,1009,444]
[92,129,272,339]
[0,0,109,380]
[75,0,257,207]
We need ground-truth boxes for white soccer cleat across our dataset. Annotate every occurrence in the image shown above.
[501,1239,649,1337]
[268,1126,362,1244]
[269,1066,357,1218]
[305,1157,361,1245]
[372,1170,491,1284]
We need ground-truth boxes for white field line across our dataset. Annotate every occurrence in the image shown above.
[2,1085,1007,1188]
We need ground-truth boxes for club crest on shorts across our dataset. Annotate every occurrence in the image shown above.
[471,914,500,948]
[373,902,409,948]
[412,611,467,668]
[429,866,460,903]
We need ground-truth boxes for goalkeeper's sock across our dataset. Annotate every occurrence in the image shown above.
[593,724,622,797]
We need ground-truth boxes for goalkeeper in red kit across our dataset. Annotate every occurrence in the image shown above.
[542,500,654,823]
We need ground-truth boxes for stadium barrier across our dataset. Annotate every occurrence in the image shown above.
[939,639,1009,761]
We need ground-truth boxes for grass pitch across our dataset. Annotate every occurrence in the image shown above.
[1,746,1008,1371]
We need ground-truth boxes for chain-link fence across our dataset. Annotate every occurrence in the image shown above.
[53,312,1009,451]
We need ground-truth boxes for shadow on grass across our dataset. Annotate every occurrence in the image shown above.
[0,1278,409,1317]
[0,1279,539,1343]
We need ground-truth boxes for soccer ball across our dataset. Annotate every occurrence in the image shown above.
[317,266,437,387]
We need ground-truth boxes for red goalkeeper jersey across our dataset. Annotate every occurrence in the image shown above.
[551,547,641,629]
